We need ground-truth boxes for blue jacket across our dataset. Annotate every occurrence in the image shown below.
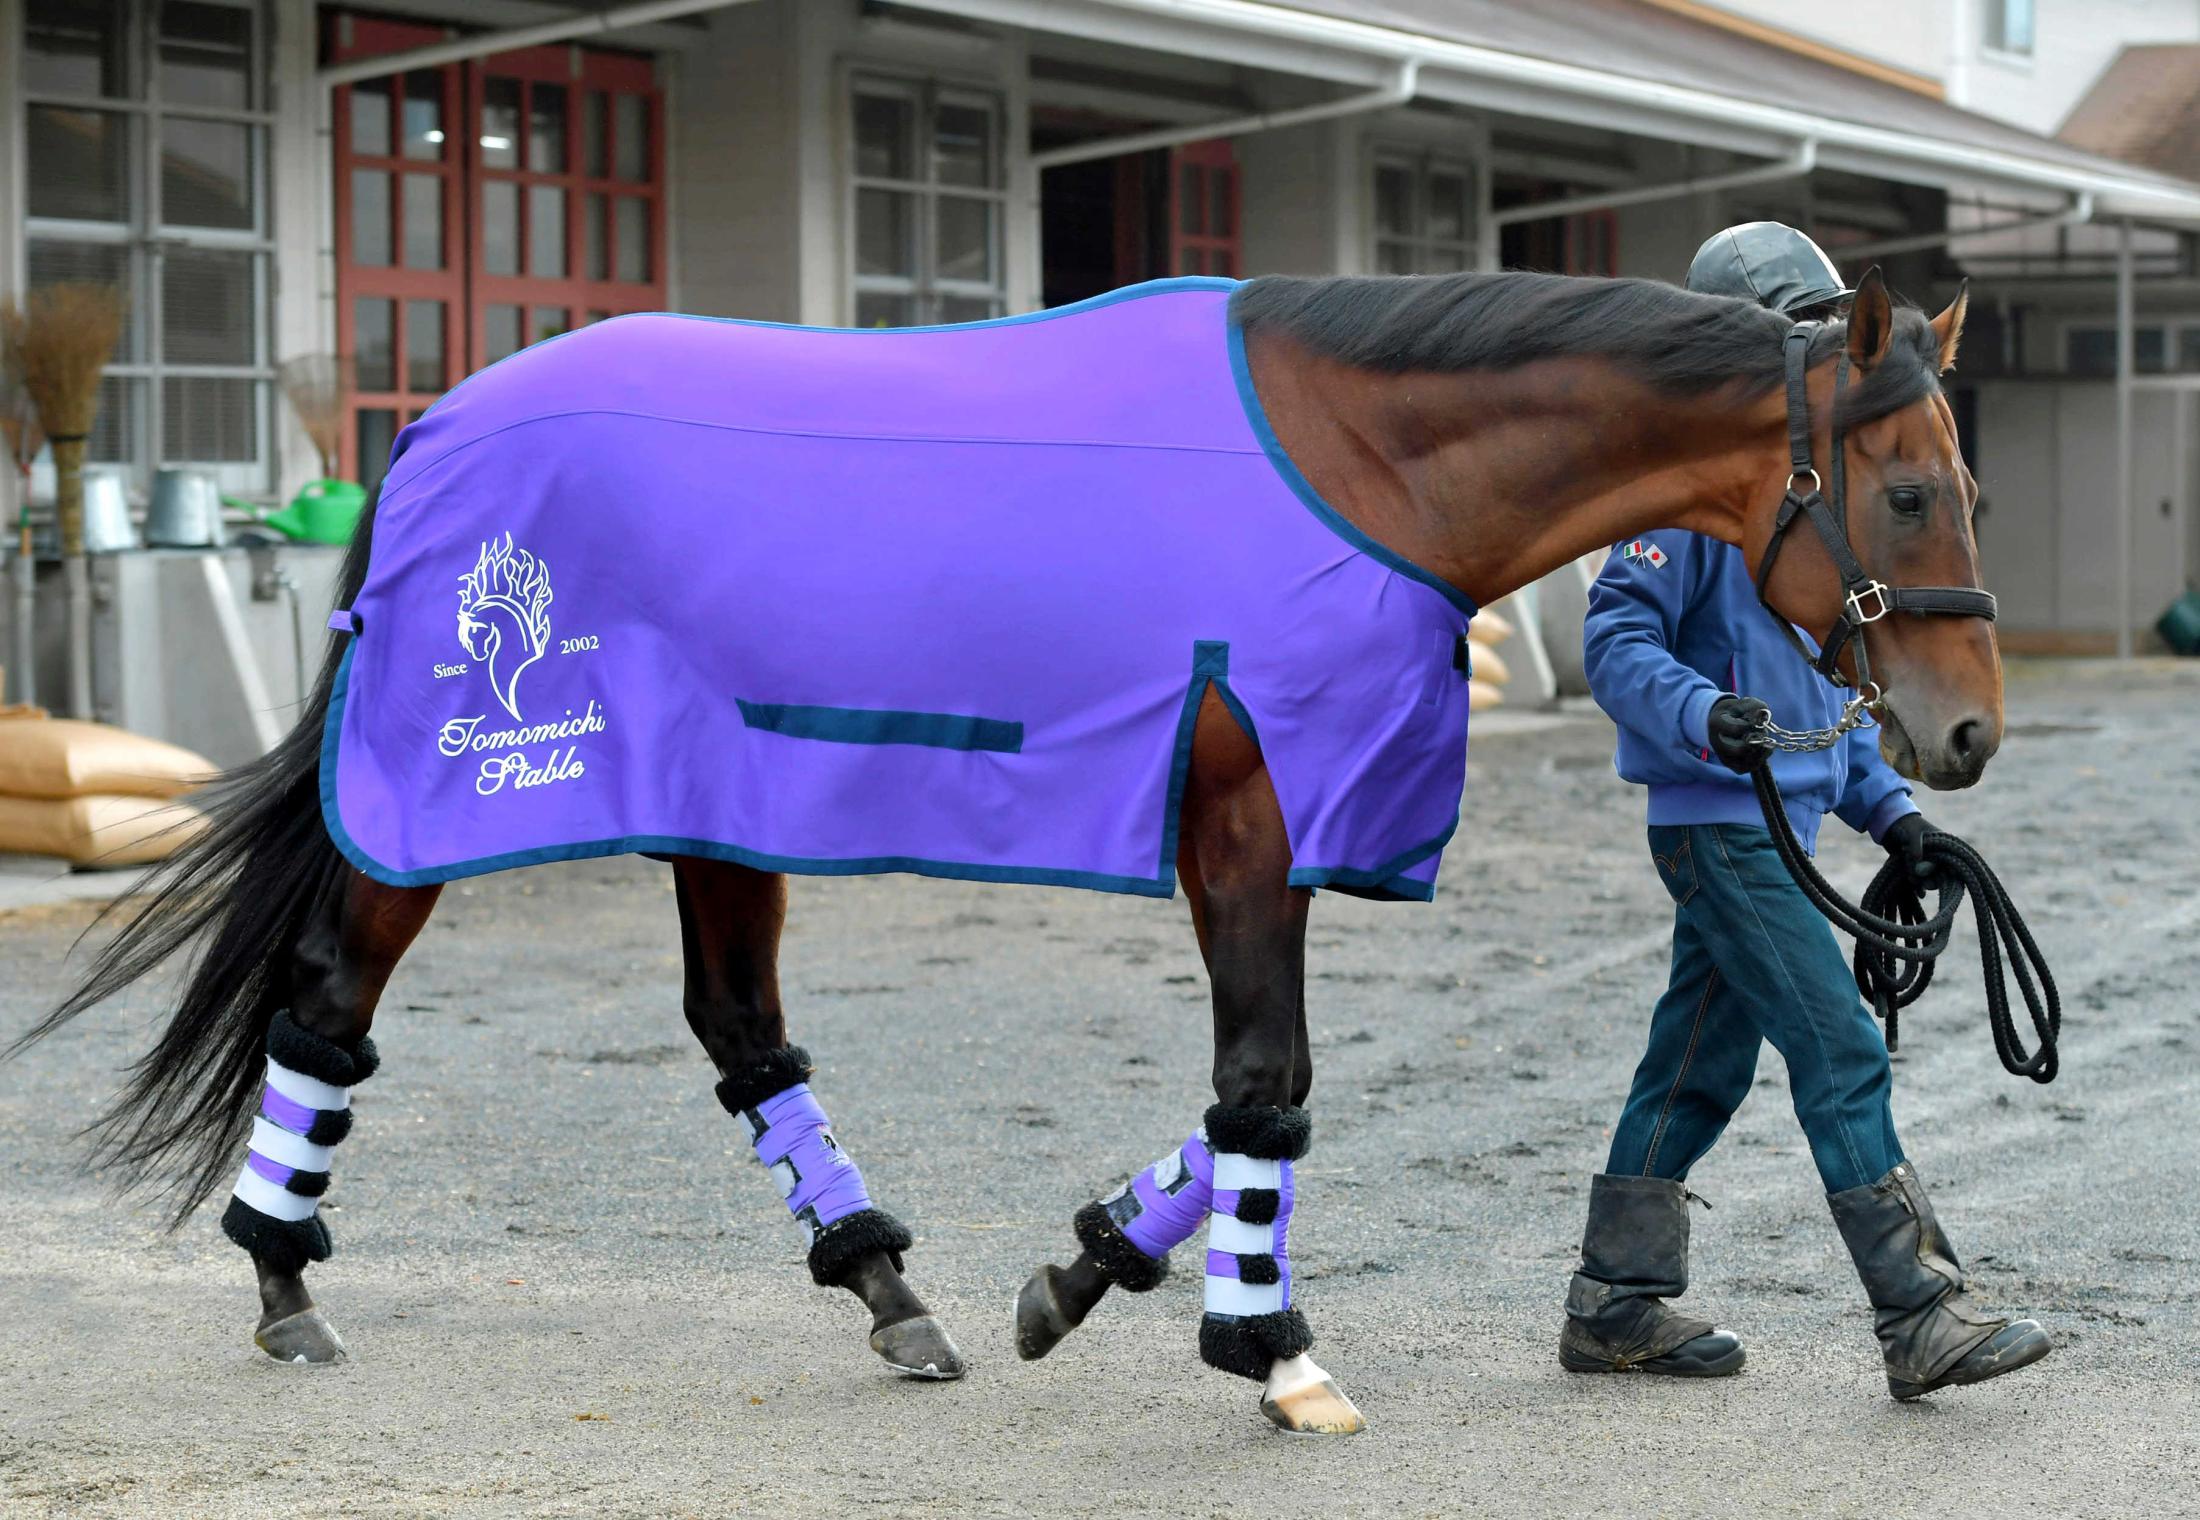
[1583,529,1916,853]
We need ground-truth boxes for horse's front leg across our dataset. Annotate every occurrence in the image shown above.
[672,857,963,1380]
[1177,711,1361,1435]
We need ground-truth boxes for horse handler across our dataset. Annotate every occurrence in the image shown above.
[1558,222,2051,1400]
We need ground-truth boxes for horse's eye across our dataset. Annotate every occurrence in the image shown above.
[1888,487,1924,518]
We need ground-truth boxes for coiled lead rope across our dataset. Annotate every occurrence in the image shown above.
[1746,750,2061,1084]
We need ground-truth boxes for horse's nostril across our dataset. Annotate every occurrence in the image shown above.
[1948,716,1992,766]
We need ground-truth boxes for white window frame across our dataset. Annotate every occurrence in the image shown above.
[20,0,275,494]
[1369,146,1477,275]
[845,71,1009,328]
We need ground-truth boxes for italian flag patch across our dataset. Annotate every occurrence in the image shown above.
[1623,540,1668,568]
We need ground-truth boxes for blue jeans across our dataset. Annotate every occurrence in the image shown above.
[1605,823,1904,1195]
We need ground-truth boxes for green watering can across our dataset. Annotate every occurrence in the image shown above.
[2159,588,2200,658]
[260,478,367,545]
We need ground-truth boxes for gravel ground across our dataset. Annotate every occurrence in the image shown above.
[2,659,2196,1519]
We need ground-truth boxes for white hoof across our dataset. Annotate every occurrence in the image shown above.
[1259,1353,1366,1435]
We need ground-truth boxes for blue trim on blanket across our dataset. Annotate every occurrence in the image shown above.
[1287,812,1458,903]
[320,638,1294,899]
[1224,304,1481,621]
[735,699,1024,753]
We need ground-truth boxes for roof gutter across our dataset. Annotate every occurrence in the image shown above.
[919,0,2200,223]
[1837,190,2094,260]
[1031,57,1421,170]
[316,0,760,87]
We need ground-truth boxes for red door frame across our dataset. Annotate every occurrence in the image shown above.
[1168,139,1241,279]
[326,11,666,482]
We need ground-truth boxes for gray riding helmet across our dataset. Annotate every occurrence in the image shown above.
[1685,221,1851,314]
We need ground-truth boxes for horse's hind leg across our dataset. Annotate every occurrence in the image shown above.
[672,857,964,1380]
[241,870,440,1362]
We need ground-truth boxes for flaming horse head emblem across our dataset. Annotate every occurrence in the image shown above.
[455,534,554,721]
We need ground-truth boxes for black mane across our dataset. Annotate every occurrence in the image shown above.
[1229,271,1940,429]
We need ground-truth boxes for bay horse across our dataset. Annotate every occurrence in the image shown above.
[15,267,1994,1435]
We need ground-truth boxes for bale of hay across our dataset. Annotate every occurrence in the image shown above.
[0,717,216,800]
[0,792,205,867]
[1469,679,1504,713]
[1468,607,1515,645]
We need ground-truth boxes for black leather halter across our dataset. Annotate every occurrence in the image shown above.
[1753,323,1997,698]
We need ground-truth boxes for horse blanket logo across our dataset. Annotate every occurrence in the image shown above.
[455,534,553,721]
[321,279,1475,901]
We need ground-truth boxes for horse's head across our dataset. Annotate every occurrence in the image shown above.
[1745,270,2000,790]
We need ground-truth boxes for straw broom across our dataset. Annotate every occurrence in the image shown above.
[279,354,352,481]
[1,284,128,717]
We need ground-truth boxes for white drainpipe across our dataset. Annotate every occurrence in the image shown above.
[1030,58,1423,171]
[1477,139,1818,273]
[1839,191,2094,262]
[316,0,762,87]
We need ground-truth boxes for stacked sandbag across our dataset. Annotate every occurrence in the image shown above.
[1465,607,1514,713]
[0,716,213,868]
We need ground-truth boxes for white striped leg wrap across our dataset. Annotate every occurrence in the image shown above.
[229,1055,353,1223]
[1204,1151,1290,1318]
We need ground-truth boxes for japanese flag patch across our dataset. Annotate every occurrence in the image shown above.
[1622,539,1668,569]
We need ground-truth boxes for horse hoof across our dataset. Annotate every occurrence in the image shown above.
[1014,1265,1080,1361]
[1259,1353,1365,1435]
[869,1314,966,1381]
[255,1307,348,1365]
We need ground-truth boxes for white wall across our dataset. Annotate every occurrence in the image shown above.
[1963,0,2200,132]
[1973,379,2196,641]
[668,0,803,321]
[1692,0,1952,83]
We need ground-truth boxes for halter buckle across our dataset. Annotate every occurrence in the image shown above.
[1846,581,1892,625]
[1788,467,1822,496]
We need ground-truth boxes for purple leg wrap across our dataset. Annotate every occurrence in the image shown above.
[735,1085,878,1242]
[714,1045,914,1288]
[1198,1103,1316,1381]
[1074,1129,1214,1292]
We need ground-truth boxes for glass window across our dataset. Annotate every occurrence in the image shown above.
[1987,0,2034,54]
[405,301,446,393]
[483,180,520,276]
[529,82,568,174]
[27,0,129,98]
[352,169,392,265]
[400,71,444,160]
[162,376,255,463]
[850,78,1006,327]
[2180,328,2200,374]
[582,91,609,178]
[481,77,520,169]
[485,305,523,363]
[614,196,650,283]
[357,407,397,492]
[27,107,130,221]
[350,78,392,156]
[2066,326,2167,377]
[612,92,648,182]
[402,173,442,269]
[529,185,567,278]
[160,117,255,229]
[158,1,252,111]
[162,247,254,365]
[354,297,395,392]
[1370,151,1478,275]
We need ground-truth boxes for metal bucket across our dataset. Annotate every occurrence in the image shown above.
[81,467,139,553]
[146,468,227,548]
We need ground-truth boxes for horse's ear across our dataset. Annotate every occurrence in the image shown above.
[1846,267,1893,369]
[1929,279,1970,373]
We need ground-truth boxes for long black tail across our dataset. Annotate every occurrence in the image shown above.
[7,491,381,1224]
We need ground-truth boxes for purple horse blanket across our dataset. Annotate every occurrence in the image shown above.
[322,277,1475,900]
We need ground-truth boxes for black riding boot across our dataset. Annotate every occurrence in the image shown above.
[1560,1173,1745,1376]
[1828,1161,2051,1400]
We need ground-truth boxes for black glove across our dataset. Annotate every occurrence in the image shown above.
[1704,694,1773,774]
[1881,812,1935,883]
